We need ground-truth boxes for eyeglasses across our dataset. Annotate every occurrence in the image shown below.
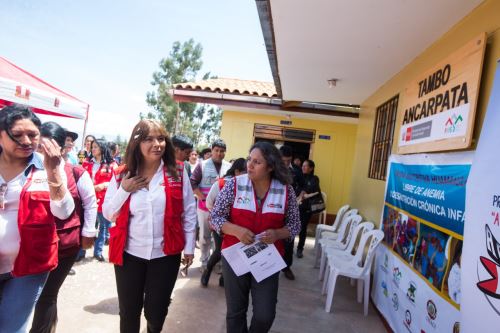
[0,183,7,210]
[246,157,265,166]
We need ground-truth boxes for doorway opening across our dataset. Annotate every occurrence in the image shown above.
[253,123,315,164]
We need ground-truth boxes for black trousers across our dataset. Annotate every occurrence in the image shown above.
[206,231,223,276]
[222,257,279,333]
[114,252,181,333]
[282,238,294,269]
[297,207,313,251]
[30,253,77,333]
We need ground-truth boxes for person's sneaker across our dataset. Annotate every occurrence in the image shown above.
[75,255,84,262]
[283,268,295,280]
[94,254,105,262]
[296,249,304,258]
[68,268,76,276]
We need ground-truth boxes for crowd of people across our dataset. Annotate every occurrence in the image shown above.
[0,103,326,333]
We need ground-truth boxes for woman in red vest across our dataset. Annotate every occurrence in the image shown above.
[0,105,74,333]
[202,157,247,287]
[30,121,97,333]
[210,142,301,333]
[82,139,117,261]
[103,119,196,333]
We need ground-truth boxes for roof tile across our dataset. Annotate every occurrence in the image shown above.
[173,78,277,98]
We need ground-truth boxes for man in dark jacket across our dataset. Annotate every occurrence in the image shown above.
[279,145,304,280]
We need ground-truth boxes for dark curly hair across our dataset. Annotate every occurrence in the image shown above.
[249,142,292,185]
[0,104,41,151]
[89,139,115,172]
[224,157,247,177]
[40,121,66,149]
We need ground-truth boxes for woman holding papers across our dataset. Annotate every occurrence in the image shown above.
[210,141,301,333]
[102,119,196,333]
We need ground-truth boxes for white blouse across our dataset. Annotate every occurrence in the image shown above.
[103,161,197,260]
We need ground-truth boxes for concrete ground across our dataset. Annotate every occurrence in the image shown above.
[53,237,387,333]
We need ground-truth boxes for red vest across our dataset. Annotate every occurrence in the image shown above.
[82,160,117,212]
[56,163,86,257]
[108,163,186,266]
[222,175,288,255]
[13,168,59,277]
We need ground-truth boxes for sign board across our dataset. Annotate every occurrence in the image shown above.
[372,152,472,333]
[461,60,500,333]
[397,33,486,154]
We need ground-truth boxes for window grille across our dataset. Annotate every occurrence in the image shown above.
[368,95,399,180]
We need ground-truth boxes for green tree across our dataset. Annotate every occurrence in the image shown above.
[145,39,222,144]
[113,134,128,155]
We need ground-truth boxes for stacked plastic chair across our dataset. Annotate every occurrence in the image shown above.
[314,204,350,250]
[322,229,384,315]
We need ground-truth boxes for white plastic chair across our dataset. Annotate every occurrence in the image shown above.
[314,206,355,250]
[315,214,362,270]
[323,230,384,315]
[318,221,374,281]
[317,191,328,225]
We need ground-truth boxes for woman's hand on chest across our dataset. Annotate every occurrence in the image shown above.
[121,172,149,193]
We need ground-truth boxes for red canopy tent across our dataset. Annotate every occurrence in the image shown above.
[0,56,89,144]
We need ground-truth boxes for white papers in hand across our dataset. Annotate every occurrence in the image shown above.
[222,237,287,282]
[221,243,250,276]
[237,241,286,282]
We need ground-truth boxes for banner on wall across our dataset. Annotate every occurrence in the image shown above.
[372,152,472,333]
[461,60,500,333]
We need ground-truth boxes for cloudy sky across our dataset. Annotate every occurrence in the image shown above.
[0,0,272,144]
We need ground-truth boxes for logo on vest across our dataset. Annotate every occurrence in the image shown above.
[267,203,282,209]
[237,185,252,192]
[203,175,217,185]
[236,196,251,204]
[28,176,49,191]
[269,188,284,195]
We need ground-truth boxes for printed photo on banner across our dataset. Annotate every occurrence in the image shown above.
[382,205,463,306]
[443,240,462,305]
[413,224,449,290]
[382,206,418,264]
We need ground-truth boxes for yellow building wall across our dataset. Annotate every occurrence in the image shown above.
[350,0,500,225]
[220,110,358,214]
